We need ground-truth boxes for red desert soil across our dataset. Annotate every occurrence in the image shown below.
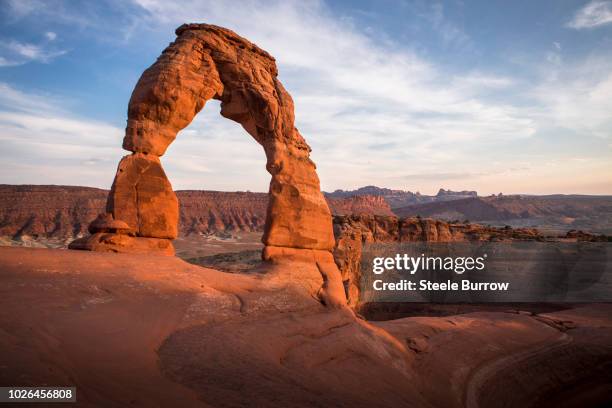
[1,247,611,407]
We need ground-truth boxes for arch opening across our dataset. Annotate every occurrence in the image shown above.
[163,99,269,192]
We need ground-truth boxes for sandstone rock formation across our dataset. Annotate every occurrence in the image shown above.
[87,213,133,234]
[69,24,346,306]
[333,215,545,307]
[326,194,394,217]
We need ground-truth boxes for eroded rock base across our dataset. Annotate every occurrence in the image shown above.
[263,245,346,307]
[69,233,174,256]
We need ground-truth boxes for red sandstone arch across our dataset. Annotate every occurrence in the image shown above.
[120,23,334,251]
[70,24,346,306]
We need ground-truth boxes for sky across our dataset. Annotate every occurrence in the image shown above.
[0,0,611,195]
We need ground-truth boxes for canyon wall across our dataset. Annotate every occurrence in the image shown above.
[0,185,392,239]
[0,185,108,239]
[332,214,545,307]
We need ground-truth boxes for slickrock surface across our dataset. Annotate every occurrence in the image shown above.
[1,247,610,407]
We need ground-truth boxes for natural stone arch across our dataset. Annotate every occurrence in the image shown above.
[70,24,346,306]
[121,23,335,251]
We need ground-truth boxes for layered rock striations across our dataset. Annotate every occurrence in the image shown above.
[0,185,393,239]
[333,215,544,307]
[394,194,612,234]
[326,195,394,217]
[0,185,107,240]
[178,190,268,234]
[70,24,346,306]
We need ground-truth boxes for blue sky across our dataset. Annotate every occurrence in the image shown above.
[1,0,611,195]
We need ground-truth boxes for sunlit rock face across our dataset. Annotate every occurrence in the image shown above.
[70,23,345,306]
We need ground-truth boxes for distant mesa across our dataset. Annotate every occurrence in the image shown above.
[325,185,478,208]
[393,194,612,235]
[435,188,477,200]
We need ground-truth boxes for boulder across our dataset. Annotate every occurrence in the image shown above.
[88,213,133,235]
[69,233,174,256]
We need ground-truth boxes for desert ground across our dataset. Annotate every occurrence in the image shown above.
[1,246,611,407]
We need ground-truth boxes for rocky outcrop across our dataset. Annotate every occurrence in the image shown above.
[435,188,477,200]
[70,24,346,306]
[563,229,610,242]
[332,215,544,307]
[106,153,179,239]
[326,195,394,216]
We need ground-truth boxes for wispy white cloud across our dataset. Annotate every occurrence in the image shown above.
[0,38,67,67]
[0,0,610,194]
[45,31,57,41]
[567,0,612,29]
[530,55,612,139]
[130,0,543,193]
[0,83,124,187]
[0,83,63,113]
[3,0,95,27]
